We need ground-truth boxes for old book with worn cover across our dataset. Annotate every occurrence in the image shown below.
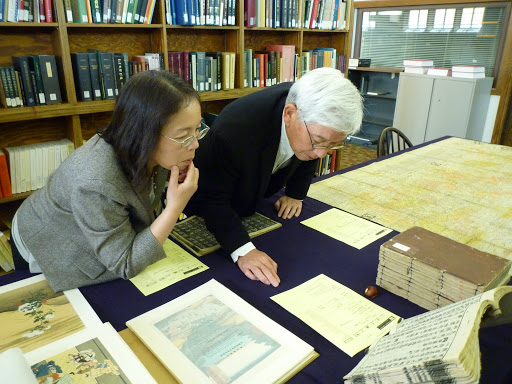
[171,213,281,256]
[127,279,318,384]
[344,285,512,384]
[377,226,511,310]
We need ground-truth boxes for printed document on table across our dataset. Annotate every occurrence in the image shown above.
[271,274,400,357]
[130,239,209,295]
[301,208,392,249]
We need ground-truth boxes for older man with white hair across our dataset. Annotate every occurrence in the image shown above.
[186,67,363,287]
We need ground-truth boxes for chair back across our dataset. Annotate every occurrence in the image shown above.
[377,127,413,157]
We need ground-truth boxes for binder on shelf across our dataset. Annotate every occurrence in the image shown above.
[36,55,62,105]
[71,53,93,101]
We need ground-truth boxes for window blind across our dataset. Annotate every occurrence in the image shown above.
[354,3,509,77]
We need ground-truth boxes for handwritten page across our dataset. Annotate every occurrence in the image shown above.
[271,274,400,357]
[130,239,209,296]
[301,208,392,249]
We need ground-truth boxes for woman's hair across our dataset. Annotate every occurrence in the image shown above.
[285,67,363,136]
[100,70,199,189]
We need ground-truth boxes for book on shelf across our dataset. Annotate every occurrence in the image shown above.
[126,279,318,384]
[37,55,62,104]
[71,53,93,101]
[12,56,36,107]
[344,285,512,384]
[171,213,281,257]
[427,67,452,77]
[4,139,74,194]
[403,59,434,67]
[377,226,511,311]
[0,149,13,197]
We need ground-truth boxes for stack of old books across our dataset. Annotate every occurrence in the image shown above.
[376,226,511,310]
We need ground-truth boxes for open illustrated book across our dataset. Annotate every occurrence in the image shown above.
[127,279,318,384]
[344,285,512,384]
[171,213,281,256]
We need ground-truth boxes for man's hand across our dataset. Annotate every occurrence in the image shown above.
[237,249,280,287]
[274,196,302,219]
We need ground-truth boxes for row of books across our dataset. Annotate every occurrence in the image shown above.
[303,0,346,29]
[243,0,346,29]
[403,59,487,78]
[0,0,54,22]
[166,0,236,25]
[63,0,157,24]
[3,139,74,195]
[0,55,62,109]
[72,51,163,101]
[244,0,298,28]
[315,150,336,176]
[2,48,345,107]
[168,51,236,92]
[243,46,345,90]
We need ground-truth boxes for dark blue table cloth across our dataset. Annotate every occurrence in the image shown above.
[3,137,511,384]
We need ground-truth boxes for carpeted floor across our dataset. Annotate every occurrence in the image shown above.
[335,143,377,170]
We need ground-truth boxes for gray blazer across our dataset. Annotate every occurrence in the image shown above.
[16,135,167,291]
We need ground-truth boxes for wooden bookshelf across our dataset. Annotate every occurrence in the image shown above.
[0,0,353,204]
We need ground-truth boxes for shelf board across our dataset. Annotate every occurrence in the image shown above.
[0,89,269,122]
[364,94,397,100]
[246,27,301,31]
[167,25,239,30]
[0,22,59,28]
[350,67,403,73]
[303,28,348,33]
[0,191,32,203]
[66,23,164,29]
[362,117,393,126]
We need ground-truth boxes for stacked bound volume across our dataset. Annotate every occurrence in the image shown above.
[403,59,434,74]
[344,285,512,384]
[452,65,486,78]
[376,226,511,310]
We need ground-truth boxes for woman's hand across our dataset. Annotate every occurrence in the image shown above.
[166,163,199,213]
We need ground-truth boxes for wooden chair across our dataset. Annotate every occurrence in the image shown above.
[377,127,413,157]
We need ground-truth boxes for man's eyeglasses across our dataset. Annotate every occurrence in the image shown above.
[303,118,345,150]
[161,122,210,148]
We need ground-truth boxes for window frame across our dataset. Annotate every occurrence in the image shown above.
[352,2,511,82]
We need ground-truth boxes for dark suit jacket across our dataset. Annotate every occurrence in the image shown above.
[186,83,318,253]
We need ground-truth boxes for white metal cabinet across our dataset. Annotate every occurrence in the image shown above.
[393,73,492,145]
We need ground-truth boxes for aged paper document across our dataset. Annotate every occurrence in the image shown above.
[344,286,512,383]
[130,239,208,295]
[301,208,392,249]
[307,138,512,260]
[271,274,400,357]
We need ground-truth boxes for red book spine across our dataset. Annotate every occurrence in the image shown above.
[309,0,319,29]
[39,0,46,22]
[244,0,255,27]
[44,0,53,22]
[0,151,13,197]
[329,149,337,173]
[19,0,25,22]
